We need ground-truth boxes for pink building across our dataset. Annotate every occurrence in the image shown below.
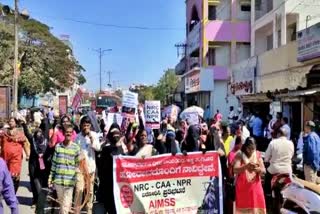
[176,0,251,117]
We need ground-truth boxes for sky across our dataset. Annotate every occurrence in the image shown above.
[1,0,185,91]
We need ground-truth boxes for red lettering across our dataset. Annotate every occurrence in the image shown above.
[149,198,176,209]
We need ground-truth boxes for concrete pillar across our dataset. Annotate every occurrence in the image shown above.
[281,13,287,45]
[250,0,256,56]
[273,14,278,49]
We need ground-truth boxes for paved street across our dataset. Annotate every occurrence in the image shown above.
[4,160,33,214]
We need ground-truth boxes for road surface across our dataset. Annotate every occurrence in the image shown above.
[3,159,106,214]
[4,160,33,214]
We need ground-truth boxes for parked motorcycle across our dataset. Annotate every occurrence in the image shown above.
[272,174,320,214]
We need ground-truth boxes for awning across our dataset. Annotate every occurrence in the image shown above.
[276,87,320,98]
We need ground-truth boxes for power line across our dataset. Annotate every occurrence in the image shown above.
[31,13,185,31]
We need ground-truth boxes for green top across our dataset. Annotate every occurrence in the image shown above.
[49,142,80,187]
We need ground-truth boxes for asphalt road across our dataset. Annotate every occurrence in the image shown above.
[4,160,33,214]
[3,159,106,214]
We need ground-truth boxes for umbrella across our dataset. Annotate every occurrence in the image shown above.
[180,106,204,119]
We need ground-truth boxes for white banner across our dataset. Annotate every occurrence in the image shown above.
[122,91,138,117]
[145,101,161,129]
[113,152,223,214]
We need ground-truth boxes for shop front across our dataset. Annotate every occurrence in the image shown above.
[184,67,214,110]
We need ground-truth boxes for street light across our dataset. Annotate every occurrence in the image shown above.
[92,48,112,92]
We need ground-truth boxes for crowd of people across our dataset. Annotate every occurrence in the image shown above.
[0,104,319,214]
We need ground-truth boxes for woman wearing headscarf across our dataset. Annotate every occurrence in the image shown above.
[21,119,49,208]
[0,117,30,193]
[233,137,266,214]
[98,123,126,214]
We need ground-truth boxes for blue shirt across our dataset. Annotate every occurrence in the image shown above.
[0,158,19,214]
[252,117,263,137]
[303,132,320,171]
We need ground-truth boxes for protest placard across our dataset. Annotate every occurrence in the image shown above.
[113,152,222,214]
[181,112,199,125]
[122,91,138,118]
[145,101,161,129]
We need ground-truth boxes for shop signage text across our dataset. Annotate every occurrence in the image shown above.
[297,22,320,62]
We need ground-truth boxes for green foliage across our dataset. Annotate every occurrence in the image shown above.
[153,69,179,103]
[0,14,85,96]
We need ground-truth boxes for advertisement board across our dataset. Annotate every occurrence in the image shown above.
[297,22,320,62]
[58,95,68,116]
[0,86,11,120]
[185,70,200,94]
[113,152,223,214]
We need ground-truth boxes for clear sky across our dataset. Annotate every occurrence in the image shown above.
[1,0,185,91]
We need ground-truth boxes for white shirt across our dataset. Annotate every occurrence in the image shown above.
[282,124,291,140]
[75,131,101,174]
[34,111,43,124]
[228,110,236,124]
[265,136,294,174]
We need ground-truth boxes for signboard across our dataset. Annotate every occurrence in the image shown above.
[185,70,200,94]
[230,57,256,96]
[113,152,222,214]
[58,95,68,116]
[187,22,201,55]
[0,86,11,120]
[163,105,180,122]
[122,91,138,118]
[106,113,123,131]
[71,88,83,110]
[297,22,320,62]
[145,101,161,129]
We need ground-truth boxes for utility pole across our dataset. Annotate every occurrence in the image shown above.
[107,70,112,87]
[12,0,19,116]
[92,48,112,92]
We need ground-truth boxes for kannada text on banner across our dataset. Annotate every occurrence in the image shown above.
[113,152,222,214]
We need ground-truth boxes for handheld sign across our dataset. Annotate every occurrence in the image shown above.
[145,101,161,129]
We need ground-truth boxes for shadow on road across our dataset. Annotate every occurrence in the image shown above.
[18,196,33,206]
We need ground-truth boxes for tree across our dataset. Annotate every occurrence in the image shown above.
[154,69,179,103]
[0,10,85,97]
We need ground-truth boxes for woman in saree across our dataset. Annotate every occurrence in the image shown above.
[233,137,266,214]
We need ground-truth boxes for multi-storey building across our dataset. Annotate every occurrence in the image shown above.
[176,0,251,118]
[231,0,320,136]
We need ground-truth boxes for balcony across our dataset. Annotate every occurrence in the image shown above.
[205,20,250,43]
[187,22,201,55]
[258,41,312,92]
[175,58,187,75]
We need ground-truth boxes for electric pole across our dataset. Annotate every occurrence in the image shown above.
[12,0,19,116]
[107,70,112,87]
[92,48,112,92]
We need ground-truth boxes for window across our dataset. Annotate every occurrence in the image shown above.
[241,5,251,12]
[267,34,273,51]
[255,0,261,10]
[290,24,297,41]
[208,5,216,20]
[208,48,215,65]
[266,0,273,12]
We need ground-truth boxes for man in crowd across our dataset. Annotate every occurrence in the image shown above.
[281,117,291,140]
[252,111,264,151]
[303,121,320,184]
[228,106,236,124]
[265,127,294,213]
[271,112,283,139]
[204,105,211,124]
[48,124,80,214]
[74,116,101,214]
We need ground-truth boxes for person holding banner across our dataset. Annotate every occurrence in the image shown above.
[233,137,266,214]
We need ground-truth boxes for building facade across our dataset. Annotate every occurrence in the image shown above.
[176,0,251,118]
[231,0,320,138]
